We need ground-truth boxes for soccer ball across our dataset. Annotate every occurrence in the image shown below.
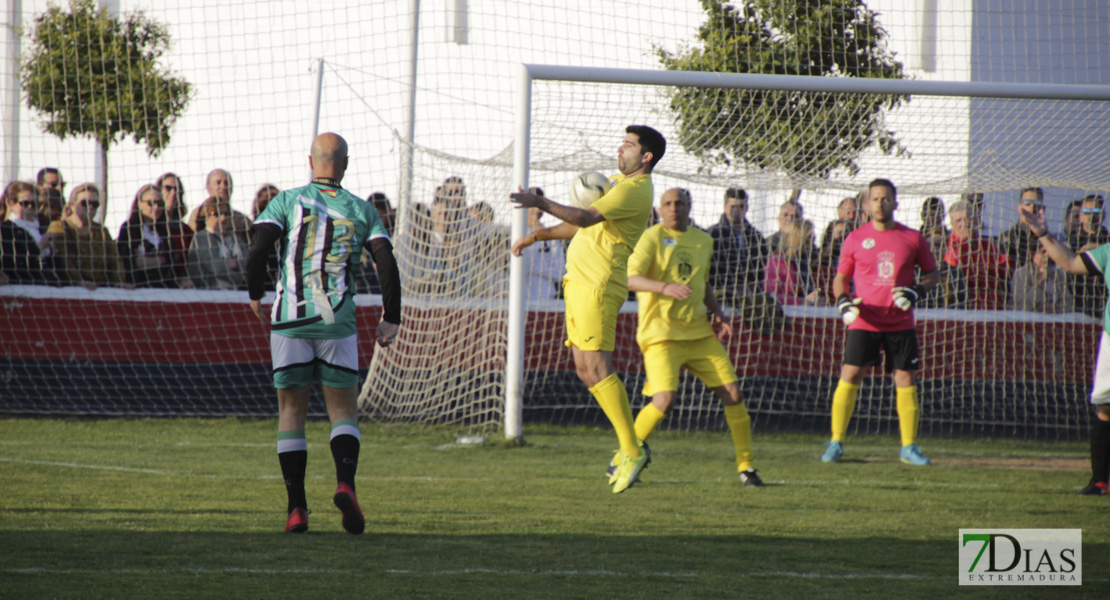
[570,171,612,209]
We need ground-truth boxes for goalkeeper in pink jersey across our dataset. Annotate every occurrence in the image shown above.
[821,178,940,465]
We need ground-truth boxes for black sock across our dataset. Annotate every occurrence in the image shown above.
[1091,417,1110,484]
[278,450,308,513]
[331,434,360,492]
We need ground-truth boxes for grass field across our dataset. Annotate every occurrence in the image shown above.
[1,417,1106,599]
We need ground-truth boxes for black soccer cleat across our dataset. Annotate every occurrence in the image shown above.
[1077,480,1108,496]
[739,469,764,487]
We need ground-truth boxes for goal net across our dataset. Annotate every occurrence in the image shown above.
[490,69,1110,441]
[2,1,1108,441]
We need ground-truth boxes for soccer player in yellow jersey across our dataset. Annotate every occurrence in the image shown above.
[625,188,763,486]
[511,125,666,493]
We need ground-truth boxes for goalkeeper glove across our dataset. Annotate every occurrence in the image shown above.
[891,284,926,311]
[836,294,862,326]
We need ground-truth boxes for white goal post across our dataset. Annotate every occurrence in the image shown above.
[506,64,1110,440]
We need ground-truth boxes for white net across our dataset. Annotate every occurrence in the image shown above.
[1,1,1108,439]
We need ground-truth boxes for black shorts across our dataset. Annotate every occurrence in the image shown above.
[842,328,920,373]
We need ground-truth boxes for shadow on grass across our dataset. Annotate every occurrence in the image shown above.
[6,507,258,515]
[2,531,1103,600]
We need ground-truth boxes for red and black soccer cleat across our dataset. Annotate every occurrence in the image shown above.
[285,506,309,533]
[333,482,365,535]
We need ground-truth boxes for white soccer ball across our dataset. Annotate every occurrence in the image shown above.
[570,171,612,209]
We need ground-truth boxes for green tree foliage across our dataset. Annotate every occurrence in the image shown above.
[658,0,908,178]
[21,0,191,158]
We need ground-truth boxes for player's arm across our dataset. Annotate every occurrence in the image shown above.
[1019,204,1092,275]
[246,223,282,323]
[628,274,692,299]
[704,282,733,340]
[366,237,401,347]
[511,222,579,257]
[510,188,605,228]
[832,271,852,299]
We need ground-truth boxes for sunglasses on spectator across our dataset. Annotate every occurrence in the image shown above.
[80,200,100,210]
[17,200,36,208]
[162,185,178,192]
[142,199,166,207]
[207,209,231,217]
[1082,208,1103,214]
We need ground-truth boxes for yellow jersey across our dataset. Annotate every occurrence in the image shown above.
[628,223,716,347]
[564,173,654,291]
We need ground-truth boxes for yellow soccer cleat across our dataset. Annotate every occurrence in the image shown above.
[611,442,651,494]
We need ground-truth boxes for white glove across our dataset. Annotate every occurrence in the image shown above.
[836,295,862,326]
[891,285,923,311]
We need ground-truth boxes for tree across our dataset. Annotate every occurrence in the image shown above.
[657,0,908,179]
[21,0,191,216]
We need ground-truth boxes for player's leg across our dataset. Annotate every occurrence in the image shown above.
[634,341,683,442]
[634,392,673,441]
[1081,333,1110,495]
[686,336,761,486]
[317,335,366,534]
[1084,404,1110,495]
[277,386,311,532]
[824,330,877,462]
[573,345,641,457]
[886,330,931,466]
[565,281,646,493]
[713,383,761,486]
[271,333,315,533]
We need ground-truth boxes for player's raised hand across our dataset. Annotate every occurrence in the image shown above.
[661,282,692,299]
[1018,203,1049,235]
[375,320,399,347]
[891,285,924,311]
[836,294,862,326]
[509,186,542,209]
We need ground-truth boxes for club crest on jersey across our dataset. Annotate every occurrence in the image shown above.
[663,237,677,247]
[862,238,876,249]
[878,250,896,281]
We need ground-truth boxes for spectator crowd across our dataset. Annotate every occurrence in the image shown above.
[2,168,1105,317]
[0,167,402,294]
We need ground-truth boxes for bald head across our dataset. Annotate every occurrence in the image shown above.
[310,132,349,180]
[206,169,232,200]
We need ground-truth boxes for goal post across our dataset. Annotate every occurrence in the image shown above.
[504,63,1110,442]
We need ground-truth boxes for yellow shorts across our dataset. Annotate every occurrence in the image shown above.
[563,279,626,352]
[641,336,737,396]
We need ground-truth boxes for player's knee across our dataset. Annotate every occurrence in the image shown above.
[652,393,676,414]
[715,384,742,406]
[892,370,915,388]
[575,366,600,388]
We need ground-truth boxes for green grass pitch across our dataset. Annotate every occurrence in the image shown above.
[1,418,1106,599]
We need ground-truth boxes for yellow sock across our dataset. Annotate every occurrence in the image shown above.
[633,403,666,442]
[896,386,919,447]
[830,380,860,442]
[724,403,753,472]
[589,374,640,458]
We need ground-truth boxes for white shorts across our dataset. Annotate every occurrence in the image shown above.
[1091,331,1110,405]
[270,333,359,389]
